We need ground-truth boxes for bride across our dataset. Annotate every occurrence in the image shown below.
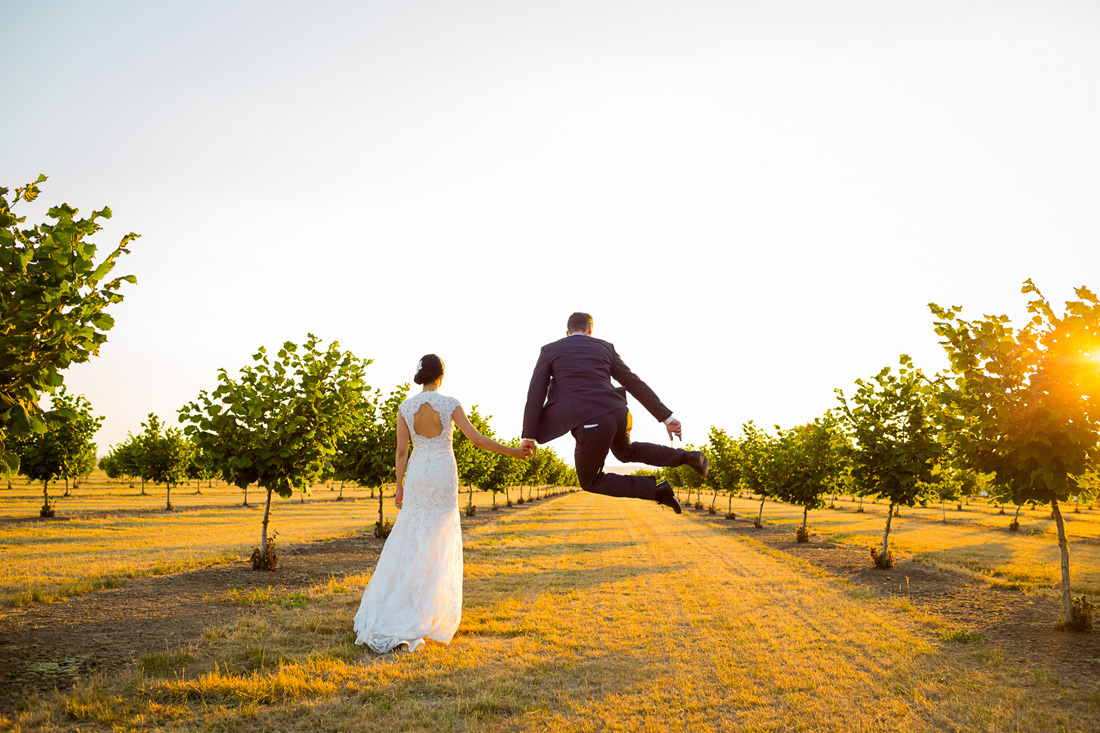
[353,354,529,653]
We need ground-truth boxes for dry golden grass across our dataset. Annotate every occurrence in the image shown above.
[4,493,1097,732]
[710,493,1100,596]
[0,472,542,607]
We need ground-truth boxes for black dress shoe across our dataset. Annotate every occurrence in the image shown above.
[654,480,682,514]
[684,451,709,479]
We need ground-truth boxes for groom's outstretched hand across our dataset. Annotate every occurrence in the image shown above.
[520,439,538,458]
[666,420,682,441]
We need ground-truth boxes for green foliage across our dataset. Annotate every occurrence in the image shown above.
[105,434,144,487]
[334,384,409,488]
[771,413,851,515]
[541,448,575,487]
[738,421,776,500]
[705,426,742,496]
[483,438,527,495]
[15,387,102,484]
[0,176,137,472]
[10,387,101,514]
[932,280,1100,626]
[179,335,369,499]
[665,443,704,490]
[453,405,498,489]
[835,355,942,509]
[137,413,193,508]
[179,335,368,558]
[931,280,1100,506]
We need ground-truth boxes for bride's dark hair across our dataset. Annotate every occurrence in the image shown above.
[413,354,445,385]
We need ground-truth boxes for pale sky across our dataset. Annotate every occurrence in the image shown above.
[4,0,1099,463]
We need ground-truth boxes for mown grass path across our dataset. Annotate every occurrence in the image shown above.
[15,492,1100,732]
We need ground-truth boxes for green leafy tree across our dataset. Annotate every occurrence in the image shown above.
[99,453,121,482]
[665,443,705,505]
[482,437,527,509]
[453,405,497,515]
[521,444,552,494]
[770,413,850,541]
[335,384,408,531]
[12,387,101,516]
[836,355,943,568]
[0,176,137,473]
[706,426,743,517]
[138,413,193,510]
[187,441,216,493]
[111,434,144,491]
[738,421,777,528]
[931,280,1100,629]
[179,335,368,567]
[539,447,575,497]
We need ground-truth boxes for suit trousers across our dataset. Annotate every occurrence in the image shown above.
[571,407,688,500]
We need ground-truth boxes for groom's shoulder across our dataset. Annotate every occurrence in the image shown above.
[543,335,614,354]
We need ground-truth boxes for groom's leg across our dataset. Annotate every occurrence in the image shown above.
[573,409,658,500]
[610,410,688,468]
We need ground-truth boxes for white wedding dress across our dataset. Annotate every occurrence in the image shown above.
[353,390,464,653]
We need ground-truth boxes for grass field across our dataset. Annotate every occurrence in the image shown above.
[5,492,1097,731]
[0,472,555,607]
[687,489,1100,596]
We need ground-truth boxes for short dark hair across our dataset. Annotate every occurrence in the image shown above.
[413,354,445,385]
[567,312,593,333]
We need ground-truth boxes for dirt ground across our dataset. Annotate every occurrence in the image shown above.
[2,495,1098,716]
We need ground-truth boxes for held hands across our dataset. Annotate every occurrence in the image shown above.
[666,419,683,442]
[519,440,538,459]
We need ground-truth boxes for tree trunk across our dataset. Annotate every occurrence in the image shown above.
[492,492,498,510]
[42,480,50,514]
[941,500,946,522]
[378,486,384,525]
[881,503,895,557]
[858,496,863,511]
[728,494,733,513]
[140,476,147,496]
[338,482,344,500]
[467,486,474,513]
[710,489,718,511]
[1015,503,1022,522]
[63,476,70,497]
[166,484,172,510]
[757,496,765,525]
[1050,498,1074,623]
[801,506,809,534]
[260,487,273,555]
[243,484,249,507]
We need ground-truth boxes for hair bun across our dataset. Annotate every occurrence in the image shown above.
[413,354,445,385]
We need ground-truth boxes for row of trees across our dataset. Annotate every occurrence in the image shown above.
[661,281,1098,631]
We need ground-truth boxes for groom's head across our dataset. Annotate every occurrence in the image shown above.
[567,312,593,335]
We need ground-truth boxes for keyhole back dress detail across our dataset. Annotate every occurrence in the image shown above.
[353,391,464,653]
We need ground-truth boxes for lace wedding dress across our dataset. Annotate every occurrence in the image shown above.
[353,391,464,653]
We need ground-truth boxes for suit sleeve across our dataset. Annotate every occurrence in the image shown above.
[522,347,553,439]
[608,345,673,423]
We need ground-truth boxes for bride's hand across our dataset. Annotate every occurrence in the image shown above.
[511,446,530,460]
[395,489,403,509]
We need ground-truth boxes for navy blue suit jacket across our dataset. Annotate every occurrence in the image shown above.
[522,334,673,444]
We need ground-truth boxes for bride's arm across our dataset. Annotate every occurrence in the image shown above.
[395,414,410,507]
[453,406,528,459]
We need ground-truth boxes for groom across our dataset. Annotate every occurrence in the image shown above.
[521,312,708,514]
